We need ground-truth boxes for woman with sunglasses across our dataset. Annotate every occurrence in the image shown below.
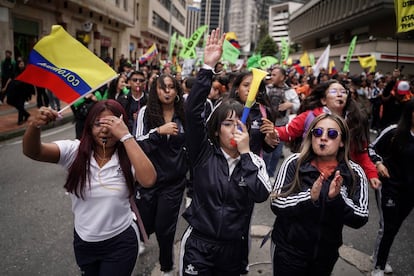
[134,74,187,276]
[180,29,271,275]
[271,113,369,276]
[369,98,414,276]
[264,80,381,189]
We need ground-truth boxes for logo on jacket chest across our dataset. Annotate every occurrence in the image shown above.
[238,176,246,187]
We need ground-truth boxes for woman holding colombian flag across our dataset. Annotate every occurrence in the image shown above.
[22,100,156,275]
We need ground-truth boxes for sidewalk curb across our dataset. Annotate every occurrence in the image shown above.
[0,114,74,142]
[339,245,372,274]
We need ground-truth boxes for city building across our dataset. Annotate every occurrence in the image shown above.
[200,0,226,32]
[227,0,259,54]
[288,0,414,75]
[268,1,303,47]
[186,4,201,37]
[137,0,186,61]
[0,0,186,69]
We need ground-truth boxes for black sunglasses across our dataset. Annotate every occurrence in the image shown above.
[131,78,146,83]
[311,127,340,139]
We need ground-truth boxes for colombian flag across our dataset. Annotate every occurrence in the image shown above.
[139,43,158,64]
[328,60,337,76]
[16,25,117,104]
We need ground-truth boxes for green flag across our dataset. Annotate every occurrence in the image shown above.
[259,56,278,70]
[343,36,357,73]
[222,40,240,64]
[309,53,315,66]
[247,53,262,70]
[168,32,177,61]
[280,38,289,64]
[179,25,208,59]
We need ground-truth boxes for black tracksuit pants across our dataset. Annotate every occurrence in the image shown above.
[135,178,185,272]
[373,186,413,270]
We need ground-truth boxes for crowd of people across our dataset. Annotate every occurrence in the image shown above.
[20,28,414,276]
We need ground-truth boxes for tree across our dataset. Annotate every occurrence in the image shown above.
[255,35,278,57]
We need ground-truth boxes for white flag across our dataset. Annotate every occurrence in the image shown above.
[312,44,330,77]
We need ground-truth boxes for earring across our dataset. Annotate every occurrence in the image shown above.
[175,95,180,103]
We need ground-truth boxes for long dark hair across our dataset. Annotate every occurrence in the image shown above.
[145,74,185,130]
[107,75,124,100]
[228,71,277,121]
[64,100,135,199]
[391,98,414,158]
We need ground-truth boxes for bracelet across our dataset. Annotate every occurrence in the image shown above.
[120,133,134,143]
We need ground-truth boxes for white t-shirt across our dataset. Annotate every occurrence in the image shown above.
[55,140,134,242]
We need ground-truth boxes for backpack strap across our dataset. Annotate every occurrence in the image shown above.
[303,111,316,138]
[259,103,267,119]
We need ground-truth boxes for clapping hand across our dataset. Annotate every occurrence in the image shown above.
[328,170,343,199]
[204,28,226,68]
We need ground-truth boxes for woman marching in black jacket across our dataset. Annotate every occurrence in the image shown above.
[179,29,271,275]
[271,113,369,276]
[369,98,414,276]
[135,74,187,276]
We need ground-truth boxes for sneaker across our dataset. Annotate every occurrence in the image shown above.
[370,255,392,274]
[384,263,393,274]
[371,269,384,276]
[161,270,174,276]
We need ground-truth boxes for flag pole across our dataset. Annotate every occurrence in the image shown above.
[396,36,399,69]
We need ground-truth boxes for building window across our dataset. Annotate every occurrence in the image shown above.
[159,0,171,10]
[152,12,169,33]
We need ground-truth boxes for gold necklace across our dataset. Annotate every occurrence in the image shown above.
[96,143,120,191]
[95,153,109,163]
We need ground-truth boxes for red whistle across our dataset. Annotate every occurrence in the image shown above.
[230,138,237,147]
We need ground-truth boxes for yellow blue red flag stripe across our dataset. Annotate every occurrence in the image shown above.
[16,25,117,104]
[139,43,158,64]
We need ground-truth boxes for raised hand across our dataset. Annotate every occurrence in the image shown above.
[30,107,59,128]
[203,28,226,68]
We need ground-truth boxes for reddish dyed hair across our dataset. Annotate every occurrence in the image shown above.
[64,99,135,199]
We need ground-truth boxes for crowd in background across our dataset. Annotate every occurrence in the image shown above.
[9,37,414,276]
